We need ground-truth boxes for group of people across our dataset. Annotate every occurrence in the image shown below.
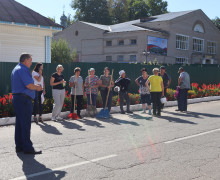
[11,53,190,154]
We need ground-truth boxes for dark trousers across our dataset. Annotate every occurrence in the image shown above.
[33,90,43,116]
[12,95,34,152]
[70,95,83,116]
[178,89,188,111]
[87,94,97,106]
[119,91,130,112]
[101,89,112,111]
[151,92,162,115]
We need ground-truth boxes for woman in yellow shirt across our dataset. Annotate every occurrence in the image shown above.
[146,68,164,116]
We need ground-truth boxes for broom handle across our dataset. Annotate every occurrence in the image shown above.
[88,70,92,105]
[74,77,77,113]
[105,69,114,109]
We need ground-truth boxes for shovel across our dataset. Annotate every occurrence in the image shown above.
[68,77,79,120]
[96,69,114,119]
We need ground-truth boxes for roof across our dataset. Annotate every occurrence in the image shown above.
[0,0,62,28]
[79,10,197,34]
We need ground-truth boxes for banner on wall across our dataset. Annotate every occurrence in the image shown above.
[147,36,167,55]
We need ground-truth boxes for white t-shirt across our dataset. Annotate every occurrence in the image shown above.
[32,71,44,88]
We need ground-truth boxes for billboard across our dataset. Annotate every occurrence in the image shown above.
[147,36,167,55]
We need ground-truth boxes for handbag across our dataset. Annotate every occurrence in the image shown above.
[174,86,180,99]
[160,97,167,104]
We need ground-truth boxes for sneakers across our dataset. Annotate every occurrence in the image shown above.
[121,111,126,114]
[148,110,152,115]
[126,110,133,114]
[51,117,56,121]
[141,110,146,114]
[56,116,63,120]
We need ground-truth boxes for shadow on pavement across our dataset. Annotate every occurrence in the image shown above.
[60,119,85,131]
[128,113,148,120]
[159,115,197,124]
[78,119,105,128]
[38,122,62,135]
[17,153,66,180]
[163,110,220,119]
[97,116,140,126]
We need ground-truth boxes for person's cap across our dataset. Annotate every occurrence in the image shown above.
[160,66,166,70]
[119,70,125,76]
[89,68,95,71]
[178,67,184,73]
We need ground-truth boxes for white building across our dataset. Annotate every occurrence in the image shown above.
[55,9,220,64]
[0,0,62,63]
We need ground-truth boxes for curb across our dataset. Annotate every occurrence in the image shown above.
[1,96,220,126]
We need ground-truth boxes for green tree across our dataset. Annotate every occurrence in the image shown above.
[67,14,74,27]
[212,17,220,30]
[51,39,76,63]
[48,16,56,23]
[128,0,150,20]
[146,0,168,16]
[71,0,111,25]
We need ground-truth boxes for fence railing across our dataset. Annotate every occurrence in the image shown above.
[1,62,220,98]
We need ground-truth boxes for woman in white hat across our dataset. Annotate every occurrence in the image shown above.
[84,68,100,107]
[115,70,133,114]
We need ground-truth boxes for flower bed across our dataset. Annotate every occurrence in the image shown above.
[1,83,220,118]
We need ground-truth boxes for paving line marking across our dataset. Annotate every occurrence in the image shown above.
[10,154,117,180]
[164,128,220,144]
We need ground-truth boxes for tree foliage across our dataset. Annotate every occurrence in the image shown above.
[212,17,220,30]
[51,39,77,63]
[71,0,168,24]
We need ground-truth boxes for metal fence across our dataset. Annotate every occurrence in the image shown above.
[1,62,220,98]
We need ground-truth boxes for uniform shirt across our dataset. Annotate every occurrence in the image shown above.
[85,76,99,95]
[51,72,65,90]
[115,77,131,93]
[69,76,83,95]
[100,75,113,91]
[179,72,191,89]
[11,63,35,99]
[159,72,170,87]
[148,75,163,92]
[137,76,150,95]
[32,71,44,88]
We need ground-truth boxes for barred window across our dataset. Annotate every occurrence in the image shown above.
[117,55,124,62]
[207,41,216,54]
[106,41,112,46]
[130,39,137,45]
[176,34,189,50]
[176,57,188,64]
[130,55,136,62]
[193,38,204,52]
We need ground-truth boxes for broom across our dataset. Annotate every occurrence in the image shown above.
[86,70,94,117]
[96,69,114,119]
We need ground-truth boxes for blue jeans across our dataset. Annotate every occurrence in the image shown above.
[87,94,97,106]
[33,90,43,116]
[12,95,34,152]
[101,89,112,111]
[178,89,188,111]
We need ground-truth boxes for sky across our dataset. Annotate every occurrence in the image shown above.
[16,0,220,24]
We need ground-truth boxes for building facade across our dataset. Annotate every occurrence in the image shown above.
[55,9,220,64]
[0,0,62,63]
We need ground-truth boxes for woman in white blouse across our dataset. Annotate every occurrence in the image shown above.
[32,63,46,123]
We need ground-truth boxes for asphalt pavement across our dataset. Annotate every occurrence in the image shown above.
[1,101,220,180]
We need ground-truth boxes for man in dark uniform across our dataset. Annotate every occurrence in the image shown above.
[159,66,171,109]
[11,53,42,154]
[115,70,133,114]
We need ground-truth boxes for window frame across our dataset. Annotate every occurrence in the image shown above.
[129,55,137,62]
[106,56,112,62]
[130,39,137,45]
[176,34,189,50]
[106,40,112,47]
[193,37,204,52]
[175,57,189,64]
[207,41,217,55]
[118,39,124,46]
[117,55,124,62]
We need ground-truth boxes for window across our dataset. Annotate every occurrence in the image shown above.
[106,56,112,61]
[118,40,124,46]
[176,57,188,64]
[75,31,79,36]
[130,39,137,45]
[106,41,112,46]
[130,55,136,62]
[194,24,204,33]
[193,38,204,52]
[117,55,124,62]
[207,41,217,54]
[176,34,189,50]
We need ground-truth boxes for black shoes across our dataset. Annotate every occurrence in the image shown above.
[126,110,133,114]
[121,111,125,114]
[16,148,23,153]
[24,150,42,155]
